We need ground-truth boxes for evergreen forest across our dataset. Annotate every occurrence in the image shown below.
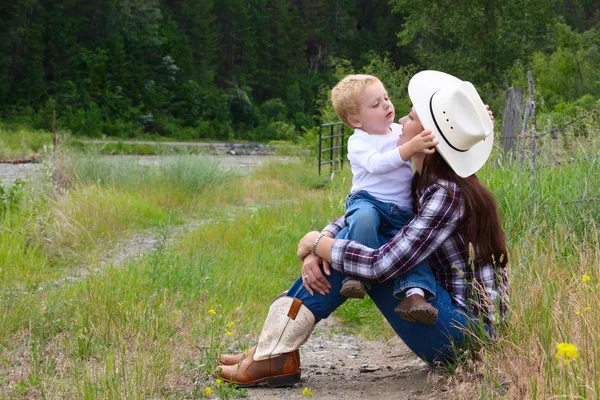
[1,0,600,141]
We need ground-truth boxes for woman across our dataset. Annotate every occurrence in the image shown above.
[217,71,509,388]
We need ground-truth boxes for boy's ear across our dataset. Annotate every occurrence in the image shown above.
[348,113,362,128]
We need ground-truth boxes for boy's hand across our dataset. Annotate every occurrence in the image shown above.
[485,105,495,124]
[396,133,409,147]
[399,130,439,161]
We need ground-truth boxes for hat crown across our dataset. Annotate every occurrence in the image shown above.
[430,81,493,151]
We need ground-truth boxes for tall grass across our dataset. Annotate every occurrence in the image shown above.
[449,137,600,398]
[0,125,52,159]
[0,153,233,292]
[72,154,229,194]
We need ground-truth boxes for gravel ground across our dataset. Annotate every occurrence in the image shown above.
[242,316,437,400]
[0,162,40,185]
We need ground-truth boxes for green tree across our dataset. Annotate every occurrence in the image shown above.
[391,0,561,85]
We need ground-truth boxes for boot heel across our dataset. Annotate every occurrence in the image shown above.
[266,372,301,388]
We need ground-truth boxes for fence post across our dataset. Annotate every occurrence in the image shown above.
[318,124,323,175]
[501,88,525,161]
[528,71,537,172]
[52,109,58,153]
[519,90,531,171]
[334,124,341,172]
[329,125,334,175]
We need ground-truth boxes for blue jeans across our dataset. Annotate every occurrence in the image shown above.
[339,190,436,300]
[287,271,488,364]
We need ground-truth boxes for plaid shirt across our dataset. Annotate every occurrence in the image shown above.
[325,179,508,324]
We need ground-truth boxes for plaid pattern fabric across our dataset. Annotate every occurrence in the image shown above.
[325,180,508,324]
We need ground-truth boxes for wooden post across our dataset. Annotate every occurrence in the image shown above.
[551,126,559,140]
[528,71,537,172]
[52,109,58,153]
[501,88,525,161]
[518,89,531,171]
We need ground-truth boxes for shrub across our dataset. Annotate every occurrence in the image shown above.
[0,179,25,221]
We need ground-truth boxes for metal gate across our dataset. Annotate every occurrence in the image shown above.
[318,122,346,175]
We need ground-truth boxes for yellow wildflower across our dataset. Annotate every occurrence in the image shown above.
[216,379,223,386]
[583,275,591,282]
[204,387,212,396]
[226,331,232,337]
[245,348,252,353]
[227,322,235,329]
[576,311,581,316]
[208,309,216,316]
[584,306,591,312]
[302,387,313,397]
[556,343,579,364]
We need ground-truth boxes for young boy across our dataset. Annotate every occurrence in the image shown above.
[329,74,439,324]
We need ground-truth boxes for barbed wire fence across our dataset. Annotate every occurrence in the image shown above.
[500,70,600,209]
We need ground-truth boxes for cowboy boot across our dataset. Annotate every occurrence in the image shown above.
[218,290,289,366]
[219,350,250,366]
[218,296,315,387]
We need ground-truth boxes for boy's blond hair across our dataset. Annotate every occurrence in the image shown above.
[331,74,380,127]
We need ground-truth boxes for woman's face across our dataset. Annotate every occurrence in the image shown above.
[398,107,424,140]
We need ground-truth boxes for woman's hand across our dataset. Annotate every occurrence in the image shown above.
[297,231,320,261]
[485,105,495,124]
[301,254,331,296]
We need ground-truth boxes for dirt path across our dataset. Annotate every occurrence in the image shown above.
[244,317,437,400]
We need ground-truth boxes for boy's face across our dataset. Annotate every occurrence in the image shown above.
[350,80,395,134]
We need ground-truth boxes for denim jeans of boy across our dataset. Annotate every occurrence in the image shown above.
[339,190,436,300]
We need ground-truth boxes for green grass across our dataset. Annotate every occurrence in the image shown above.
[0,125,52,160]
[0,136,599,398]
[69,140,213,156]
[0,153,233,293]
[0,123,302,160]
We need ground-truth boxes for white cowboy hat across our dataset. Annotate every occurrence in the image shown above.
[408,70,494,178]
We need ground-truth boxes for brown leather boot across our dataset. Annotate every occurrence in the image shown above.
[340,279,367,299]
[217,297,314,387]
[219,348,301,387]
[394,294,438,324]
[219,350,250,366]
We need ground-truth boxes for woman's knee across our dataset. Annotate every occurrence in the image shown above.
[286,275,347,323]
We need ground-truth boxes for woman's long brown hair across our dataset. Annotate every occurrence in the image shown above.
[412,152,508,268]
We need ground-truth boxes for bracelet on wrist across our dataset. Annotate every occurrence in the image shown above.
[311,233,327,256]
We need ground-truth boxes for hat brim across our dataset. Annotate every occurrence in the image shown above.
[408,70,494,178]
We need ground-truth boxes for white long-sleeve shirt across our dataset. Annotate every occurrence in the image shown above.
[348,123,413,209]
